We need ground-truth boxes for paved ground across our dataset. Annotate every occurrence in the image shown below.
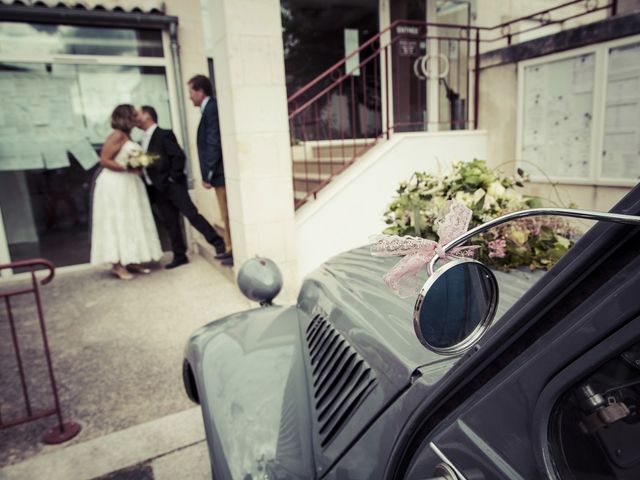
[0,253,251,475]
[1,407,211,480]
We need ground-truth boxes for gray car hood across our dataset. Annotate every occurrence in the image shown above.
[298,246,452,389]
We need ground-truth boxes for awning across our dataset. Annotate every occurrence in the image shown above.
[0,0,177,29]
[0,0,165,14]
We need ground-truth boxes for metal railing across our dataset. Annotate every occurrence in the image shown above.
[0,259,81,444]
[288,0,615,209]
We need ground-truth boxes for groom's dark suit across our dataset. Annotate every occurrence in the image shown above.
[145,125,225,259]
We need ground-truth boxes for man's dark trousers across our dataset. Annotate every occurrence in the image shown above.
[147,181,223,259]
[145,126,225,258]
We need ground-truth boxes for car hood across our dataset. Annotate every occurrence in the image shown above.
[295,246,463,473]
[298,246,452,389]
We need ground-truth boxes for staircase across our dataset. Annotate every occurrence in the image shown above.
[292,142,374,207]
[286,1,612,209]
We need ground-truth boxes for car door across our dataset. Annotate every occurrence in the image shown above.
[386,186,640,479]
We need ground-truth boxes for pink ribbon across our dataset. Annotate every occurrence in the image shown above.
[370,201,477,298]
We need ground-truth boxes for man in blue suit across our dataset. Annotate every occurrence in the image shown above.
[187,74,233,267]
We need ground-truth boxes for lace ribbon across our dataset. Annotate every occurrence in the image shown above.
[370,201,477,298]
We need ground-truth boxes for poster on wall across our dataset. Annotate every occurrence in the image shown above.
[0,70,83,172]
[0,65,172,172]
[519,53,595,181]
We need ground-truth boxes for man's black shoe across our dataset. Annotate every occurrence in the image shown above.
[209,239,226,255]
[220,257,234,267]
[165,257,189,269]
[214,251,232,260]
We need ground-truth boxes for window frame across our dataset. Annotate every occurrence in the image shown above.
[516,34,640,188]
[0,21,184,276]
[531,318,640,480]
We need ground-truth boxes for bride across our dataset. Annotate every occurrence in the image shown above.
[90,104,162,280]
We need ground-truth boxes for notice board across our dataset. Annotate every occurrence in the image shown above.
[518,52,595,181]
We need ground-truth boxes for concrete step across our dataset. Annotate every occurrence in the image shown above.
[292,171,332,181]
[313,144,364,158]
[293,163,352,177]
[291,153,353,163]
[294,177,324,192]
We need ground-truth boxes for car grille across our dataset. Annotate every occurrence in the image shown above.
[305,315,377,448]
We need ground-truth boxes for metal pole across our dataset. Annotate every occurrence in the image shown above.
[168,21,193,188]
[385,45,390,139]
[473,28,480,130]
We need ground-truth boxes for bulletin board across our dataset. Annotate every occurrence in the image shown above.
[600,42,640,183]
[518,52,595,182]
[517,36,640,187]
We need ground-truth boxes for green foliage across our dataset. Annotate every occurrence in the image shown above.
[383,159,577,270]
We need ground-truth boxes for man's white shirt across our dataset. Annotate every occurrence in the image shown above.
[141,124,158,186]
[200,96,211,114]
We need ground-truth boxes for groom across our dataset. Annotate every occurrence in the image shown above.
[136,105,226,269]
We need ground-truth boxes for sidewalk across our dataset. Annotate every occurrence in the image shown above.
[0,408,210,480]
[0,254,251,476]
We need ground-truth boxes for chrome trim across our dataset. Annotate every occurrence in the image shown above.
[414,258,498,355]
[429,442,467,480]
[428,208,640,275]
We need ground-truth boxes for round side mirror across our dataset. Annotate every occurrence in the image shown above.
[413,259,498,355]
[237,257,283,306]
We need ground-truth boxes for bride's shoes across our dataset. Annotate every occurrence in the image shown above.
[111,265,134,280]
[127,264,151,275]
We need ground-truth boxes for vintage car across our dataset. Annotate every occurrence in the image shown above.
[183,185,640,480]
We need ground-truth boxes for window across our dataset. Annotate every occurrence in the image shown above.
[517,35,640,187]
[0,22,163,57]
[549,340,640,479]
[0,21,175,270]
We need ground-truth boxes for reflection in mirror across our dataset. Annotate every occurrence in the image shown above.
[414,259,498,354]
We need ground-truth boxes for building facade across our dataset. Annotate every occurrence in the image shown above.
[0,0,638,289]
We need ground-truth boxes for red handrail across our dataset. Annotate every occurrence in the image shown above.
[287,0,612,106]
[0,258,81,444]
[288,0,614,209]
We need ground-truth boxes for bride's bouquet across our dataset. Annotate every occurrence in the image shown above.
[126,144,159,169]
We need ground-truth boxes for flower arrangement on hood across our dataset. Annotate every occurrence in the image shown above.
[382,159,578,271]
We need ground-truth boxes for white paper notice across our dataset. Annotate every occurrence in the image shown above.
[0,133,43,170]
[43,146,70,170]
[344,29,360,76]
[572,55,595,93]
[69,138,99,170]
[601,131,639,178]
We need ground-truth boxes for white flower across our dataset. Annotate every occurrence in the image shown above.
[483,194,496,210]
[454,191,474,208]
[472,188,486,203]
[487,181,506,198]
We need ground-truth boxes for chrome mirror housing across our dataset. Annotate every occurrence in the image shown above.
[414,258,498,355]
[416,207,640,355]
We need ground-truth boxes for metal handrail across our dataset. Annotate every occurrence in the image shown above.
[288,0,615,209]
[287,0,614,106]
[0,258,55,285]
[0,258,81,444]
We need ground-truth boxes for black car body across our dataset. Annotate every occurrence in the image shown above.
[183,184,640,479]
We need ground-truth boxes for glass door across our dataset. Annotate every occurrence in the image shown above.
[0,61,173,270]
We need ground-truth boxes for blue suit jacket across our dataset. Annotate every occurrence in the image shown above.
[197,97,225,187]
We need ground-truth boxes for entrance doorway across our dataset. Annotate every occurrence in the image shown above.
[0,22,177,274]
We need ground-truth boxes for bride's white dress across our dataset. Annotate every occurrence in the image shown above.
[90,140,162,265]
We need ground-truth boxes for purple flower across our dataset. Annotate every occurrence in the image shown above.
[488,238,507,258]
